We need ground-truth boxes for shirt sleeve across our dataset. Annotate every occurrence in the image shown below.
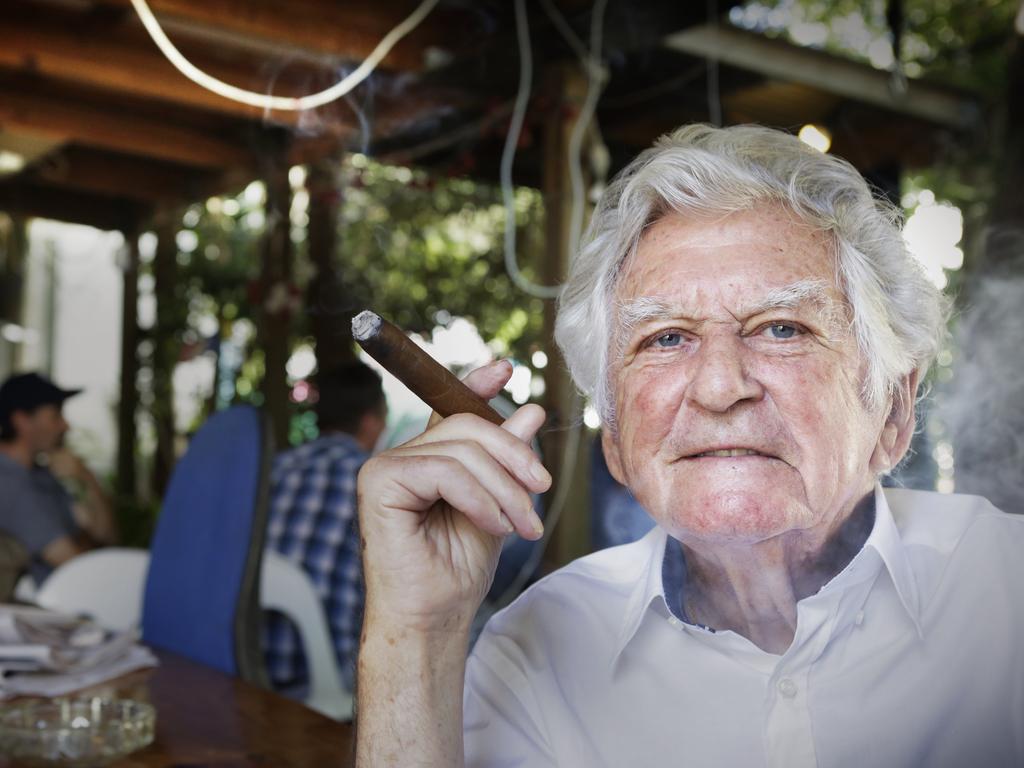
[463,637,558,768]
[0,476,76,556]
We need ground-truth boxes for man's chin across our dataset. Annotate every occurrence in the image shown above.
[657,487,809,544]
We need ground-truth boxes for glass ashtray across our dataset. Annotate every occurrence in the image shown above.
[0,697,155,766]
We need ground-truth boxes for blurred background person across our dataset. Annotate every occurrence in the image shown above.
[262,361,387,696]
[0,372,117,585]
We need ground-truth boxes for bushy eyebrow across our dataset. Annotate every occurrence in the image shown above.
[615,278,845,344]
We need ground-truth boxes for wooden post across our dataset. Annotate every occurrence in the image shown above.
[306,154,357,370]
[151,213,179,498]
[258,140,294,449]
[116,224,140,501]
[986,34,1024,260]
[0,213,28,373]
[540,61,594,569]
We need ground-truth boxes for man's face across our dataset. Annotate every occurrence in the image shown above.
[15,404,69,454]
[603,206,903,547]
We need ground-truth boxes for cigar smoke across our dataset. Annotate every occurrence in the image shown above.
[938,238,1024,514]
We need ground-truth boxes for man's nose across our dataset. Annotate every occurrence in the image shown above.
[684,334,764,413]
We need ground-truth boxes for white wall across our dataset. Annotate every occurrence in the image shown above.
[19,220,124,479]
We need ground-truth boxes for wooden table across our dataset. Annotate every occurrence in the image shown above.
[1,649,354,767]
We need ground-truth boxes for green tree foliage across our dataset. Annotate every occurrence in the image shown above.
[332,154,546,360]
[731,0,1017,92]
[166,159,547,424]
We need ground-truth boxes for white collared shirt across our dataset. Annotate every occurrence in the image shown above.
[464,486,1024,767]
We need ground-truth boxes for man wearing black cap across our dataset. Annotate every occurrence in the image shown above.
[0,372,117,584]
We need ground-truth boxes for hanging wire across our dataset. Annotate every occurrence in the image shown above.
[538,0,590,62]
[501,0,609,300]
[567,0,609,260]
[500,0,558,299]
[706,0,723,126]
[129,0,440,111]
[490,0,611,615]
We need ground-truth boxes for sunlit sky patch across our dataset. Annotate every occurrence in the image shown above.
[902,190,963,290]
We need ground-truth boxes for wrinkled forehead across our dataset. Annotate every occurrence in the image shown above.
[613,206,843,310]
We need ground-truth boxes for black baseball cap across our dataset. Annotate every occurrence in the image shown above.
[0,372,82,421]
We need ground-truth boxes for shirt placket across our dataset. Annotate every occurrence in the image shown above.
[762,595,841,768]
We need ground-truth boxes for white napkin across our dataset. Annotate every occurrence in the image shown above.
[0,605,159,698]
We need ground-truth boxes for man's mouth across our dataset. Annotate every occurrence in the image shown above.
[682,447,782,461]
[691,448,767,458]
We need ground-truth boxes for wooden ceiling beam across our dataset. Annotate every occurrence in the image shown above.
[22,146,219,204]
[0,88,254,168]
[0,181,147,232]
[0,15,316,124]
[664,24,980,129]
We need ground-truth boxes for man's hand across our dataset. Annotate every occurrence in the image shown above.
[355,360,550,768]
[45,447,118,546]
[45,447,89,483]
[357,359,550,633]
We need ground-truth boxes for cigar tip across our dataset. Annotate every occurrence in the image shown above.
[352,310,382,342]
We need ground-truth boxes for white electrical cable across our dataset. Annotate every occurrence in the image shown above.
[706,0,723,126]
[538,0,590,63]
[491,0,610,613]
[129,0,440,111]
[501,0,608,300]
[501,0,560,299]
[567,0,609,260]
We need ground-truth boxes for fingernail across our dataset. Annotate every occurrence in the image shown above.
[527,507,544,536]
[499,512,515,533]
[531,463,551,485]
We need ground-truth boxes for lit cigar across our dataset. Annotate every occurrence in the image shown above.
[352,310,505,426]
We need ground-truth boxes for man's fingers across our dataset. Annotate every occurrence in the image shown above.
[391,440,543,539]
[462,359,514,399]
[426,360,513,429]
[373,455,514,538]
[405,412,550,494]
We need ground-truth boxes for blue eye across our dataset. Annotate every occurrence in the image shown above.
[654,332,683,348]
[767,323,798,339]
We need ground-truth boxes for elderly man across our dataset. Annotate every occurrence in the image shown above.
[355,125,1024,767]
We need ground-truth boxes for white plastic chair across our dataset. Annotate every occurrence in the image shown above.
[35,548,150,632]
[35,546,353,721]
[260,549,354,721]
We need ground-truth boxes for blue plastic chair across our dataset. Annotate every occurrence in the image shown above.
[141,405,273,683]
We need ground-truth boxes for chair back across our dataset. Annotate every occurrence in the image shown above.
[36,548,150,631]
[0,532,28,603]
[260,550,353,720]
[142,406,272,683]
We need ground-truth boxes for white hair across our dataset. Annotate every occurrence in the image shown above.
[554,124,950,426]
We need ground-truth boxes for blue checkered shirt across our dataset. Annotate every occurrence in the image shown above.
[262,433,366,692]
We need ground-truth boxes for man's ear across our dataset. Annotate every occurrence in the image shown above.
[601,427,628,486]
[9,410,30,440]
[873,369,920,473]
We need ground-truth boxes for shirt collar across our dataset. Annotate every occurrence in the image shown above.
[864,483,924,638]
[609,483,924,666]
[610,525,670,669]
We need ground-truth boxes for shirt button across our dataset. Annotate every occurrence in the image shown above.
[778,678,798,699]
[855,610,865,626]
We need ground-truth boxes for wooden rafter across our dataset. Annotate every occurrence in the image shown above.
[0,180,146,231]
[0,12,314,124]
[664,24,979,129]
[0,86,254,168]
[21,146,218,204]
